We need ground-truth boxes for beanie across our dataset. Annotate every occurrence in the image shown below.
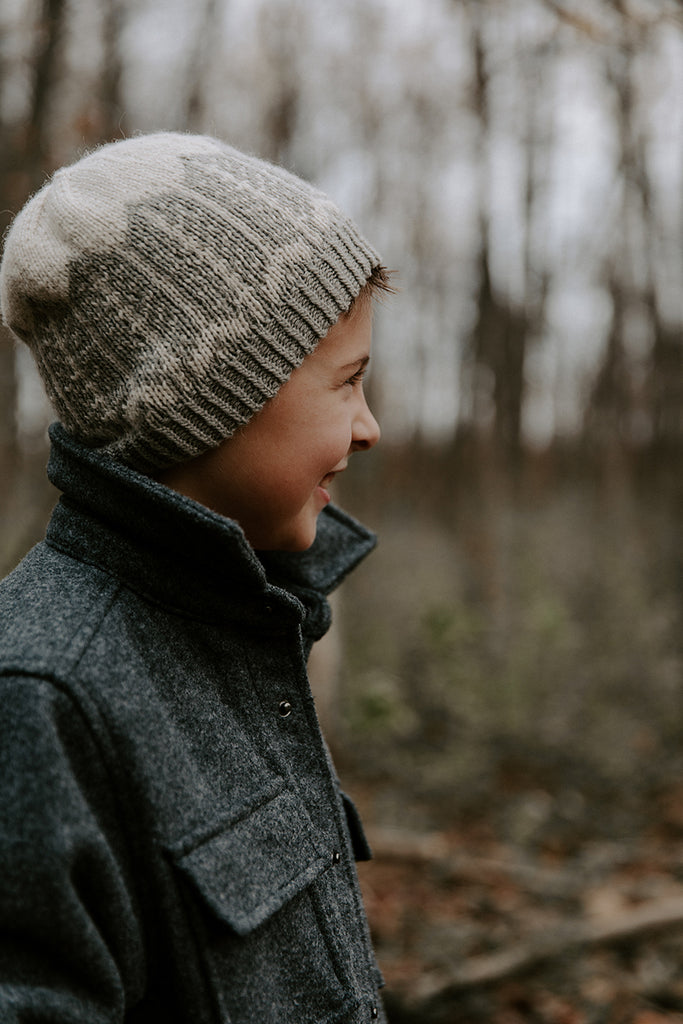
[0,132,380,471]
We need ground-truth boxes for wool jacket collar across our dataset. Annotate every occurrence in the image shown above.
[46,423,376,638]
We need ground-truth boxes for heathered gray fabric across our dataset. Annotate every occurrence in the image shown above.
[0,424,386,1024]
[0,133,380,471]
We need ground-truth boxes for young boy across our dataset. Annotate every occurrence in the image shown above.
[0,132,391,1023]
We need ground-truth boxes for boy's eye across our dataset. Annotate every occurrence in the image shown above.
[345,368,366,387]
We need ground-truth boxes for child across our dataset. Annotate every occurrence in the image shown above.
[0,132,391,1023]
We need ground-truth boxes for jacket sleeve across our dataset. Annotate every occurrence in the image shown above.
[0,674,145,1023]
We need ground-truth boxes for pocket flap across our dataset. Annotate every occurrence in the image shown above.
[168,789,330,936]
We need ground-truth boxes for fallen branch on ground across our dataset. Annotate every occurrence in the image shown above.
[406,894,683,1019]
[368,825,602,898]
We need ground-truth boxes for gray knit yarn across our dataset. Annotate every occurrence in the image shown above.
[0,132,380,471]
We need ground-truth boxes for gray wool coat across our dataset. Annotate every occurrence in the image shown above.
[0,424,386,1024]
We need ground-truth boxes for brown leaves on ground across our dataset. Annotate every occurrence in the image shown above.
[354,800,683,1023]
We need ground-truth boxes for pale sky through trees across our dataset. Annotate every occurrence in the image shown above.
[2,0,682,448]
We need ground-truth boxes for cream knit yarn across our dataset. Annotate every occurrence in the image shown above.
[0,132,380,471]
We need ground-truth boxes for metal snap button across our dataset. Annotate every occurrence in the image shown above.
[371,1007,379,1020]
[278,700,292,718]
[332,850,341,865]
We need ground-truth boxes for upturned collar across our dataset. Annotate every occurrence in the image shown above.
[45,423,376,637]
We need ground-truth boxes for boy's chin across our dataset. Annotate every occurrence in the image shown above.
[271,529,318,553]
[254,517,319,553]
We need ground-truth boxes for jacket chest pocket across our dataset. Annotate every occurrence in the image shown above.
[166,787,362,1023]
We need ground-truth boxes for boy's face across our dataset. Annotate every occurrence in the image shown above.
[160,301,380,551]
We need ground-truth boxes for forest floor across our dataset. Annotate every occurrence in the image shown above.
[333,463,683,1022]
[350,776,683,1024]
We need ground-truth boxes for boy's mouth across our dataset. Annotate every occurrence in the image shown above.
[317,466,346,505]
[319,463,347,489]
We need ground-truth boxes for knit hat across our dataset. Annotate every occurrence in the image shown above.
[0,132,380,471]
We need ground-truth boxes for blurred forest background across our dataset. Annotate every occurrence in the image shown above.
[1,0,682,1020]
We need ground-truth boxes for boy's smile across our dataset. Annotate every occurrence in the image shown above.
[159,301,380,551]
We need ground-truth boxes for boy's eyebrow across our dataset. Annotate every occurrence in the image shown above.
[339,355,370,372]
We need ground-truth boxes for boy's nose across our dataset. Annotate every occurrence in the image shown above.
[351,399,381,452]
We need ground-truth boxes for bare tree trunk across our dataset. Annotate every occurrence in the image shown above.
[0,334,17,503]
[255,0,304,168]
[308,592,342,746]
[183,0,222,132]
[26,0,67,185]
[0,0,67,573]
[100,0,127,141]
[461,6,533,469]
